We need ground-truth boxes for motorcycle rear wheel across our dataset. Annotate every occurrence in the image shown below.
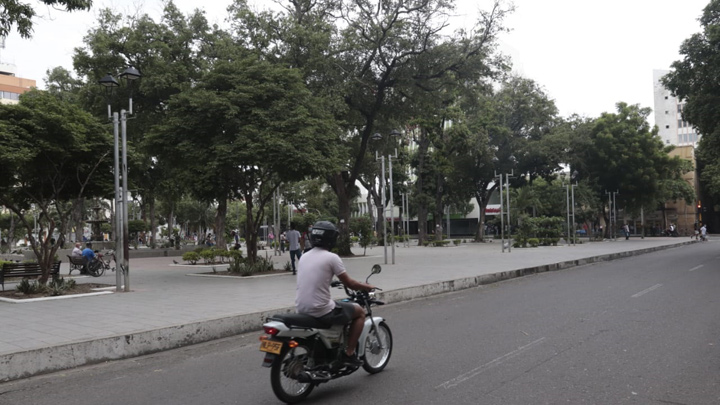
[270,342,315,403]
[362,321,392,374]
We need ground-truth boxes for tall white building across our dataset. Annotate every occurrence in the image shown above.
[653,69,700,147]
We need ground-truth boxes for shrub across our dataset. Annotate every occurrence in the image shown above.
[228,250,243,262]
[350,215,376,254]
[41,278,76,296]
[216,249,230,263]
[453,239,461,246]
[16,279,38,294]
[182,252,200,265]
[528,238,540,247]
[199,249,216,264]
[227,253,245,273]
[283,261,292,272]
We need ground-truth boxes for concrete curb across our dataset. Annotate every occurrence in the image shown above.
[0,240,693,382]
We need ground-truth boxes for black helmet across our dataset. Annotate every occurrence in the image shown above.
[310,221,338,249]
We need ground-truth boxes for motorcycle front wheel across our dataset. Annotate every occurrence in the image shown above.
[270,342,314,403]
[362,321,393,374]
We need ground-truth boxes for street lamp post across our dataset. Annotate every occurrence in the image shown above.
[373,130,401,264]
[571,183,576,245]
[604,189,619,241]
[495,170,513,253]
[99,67,141,292]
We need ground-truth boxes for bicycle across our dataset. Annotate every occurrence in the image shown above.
[87,250,115,277]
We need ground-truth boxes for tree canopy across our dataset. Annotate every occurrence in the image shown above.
[663,0,720,199]
[0,0,91,38]
[0,89,112,282]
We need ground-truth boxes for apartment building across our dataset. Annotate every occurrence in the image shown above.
[653,69,700,147]
[0,37,35,104]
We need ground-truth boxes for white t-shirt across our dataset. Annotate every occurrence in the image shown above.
[295,248,346,317]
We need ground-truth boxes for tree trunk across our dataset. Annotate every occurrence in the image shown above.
[331,172,353,256]
[474,195,488,242]
[215,198,227,250]
[366,193,375,226]
[375,196,384,246]
[150,199,157,248]
[415,128,431,246]
[244,194,257,263]
[434,174,444,241]
[8,212,15,250]
[73,197,84,243]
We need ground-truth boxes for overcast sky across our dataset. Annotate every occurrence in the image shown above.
[1,0,709,120]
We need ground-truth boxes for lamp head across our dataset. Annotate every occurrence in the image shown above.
[98,73,120,88]
[119,66,142,81]
[371,133,383,141]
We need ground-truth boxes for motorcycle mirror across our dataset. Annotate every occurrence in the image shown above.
[371,264,381,274]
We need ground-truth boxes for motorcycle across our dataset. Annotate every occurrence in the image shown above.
[259,264,392,403]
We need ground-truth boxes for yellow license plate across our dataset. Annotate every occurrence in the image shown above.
[260,340,283,355]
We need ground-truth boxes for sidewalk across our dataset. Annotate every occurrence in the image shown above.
[0,237,700,382]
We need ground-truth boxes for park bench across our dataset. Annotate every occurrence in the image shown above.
[67,255,88,276]
[0,261,61,291]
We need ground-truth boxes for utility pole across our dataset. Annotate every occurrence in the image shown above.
[505,171,513,252]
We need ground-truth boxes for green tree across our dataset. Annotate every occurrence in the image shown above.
[459,76,560,241]
[578,102,693,235]
[0,0,91,38]
[0,89,112,283]
[662,1,720,200]
[231,0,512,254]
[349,215,375,255]
[72,3,220,246]
[148,55,339,263]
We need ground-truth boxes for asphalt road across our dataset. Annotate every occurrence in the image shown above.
[1,242,718,405]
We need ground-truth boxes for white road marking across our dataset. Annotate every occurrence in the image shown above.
[631,284,662,298]
[436,337,546,390]
[689,265,704,272]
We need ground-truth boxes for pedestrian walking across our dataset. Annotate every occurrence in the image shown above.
[700,224,707,241]
[302,225,313,253]
[286,224,302,275]
[623,223,630,240]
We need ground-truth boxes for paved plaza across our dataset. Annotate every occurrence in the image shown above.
[0,237,702,382]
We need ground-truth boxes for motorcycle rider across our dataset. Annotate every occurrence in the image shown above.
[295,221,376,367]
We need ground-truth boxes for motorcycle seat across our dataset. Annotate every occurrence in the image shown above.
[270,313,333,329]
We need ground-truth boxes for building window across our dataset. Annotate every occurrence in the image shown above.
[0,91,20,100]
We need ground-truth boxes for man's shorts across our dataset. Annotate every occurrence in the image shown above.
[317,301,356,325]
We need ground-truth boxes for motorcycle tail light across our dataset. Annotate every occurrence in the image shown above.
[259,335,268,341]
[288,340,298,348]
[264,326,280,336]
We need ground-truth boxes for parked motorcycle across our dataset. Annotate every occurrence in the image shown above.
[259,264,392,403]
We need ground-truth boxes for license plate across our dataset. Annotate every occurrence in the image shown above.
[260,339,283,355]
